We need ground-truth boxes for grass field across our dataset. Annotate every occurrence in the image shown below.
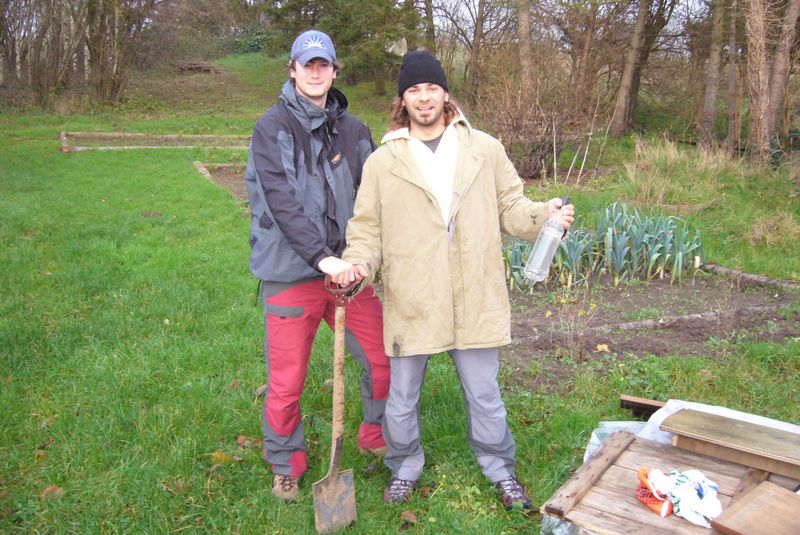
[1,53,798,533]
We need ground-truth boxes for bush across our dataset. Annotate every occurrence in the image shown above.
[468,46,580,180]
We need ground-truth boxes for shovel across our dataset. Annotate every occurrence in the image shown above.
[313,276,357,533]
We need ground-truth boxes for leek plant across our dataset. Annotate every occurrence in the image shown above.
[503,202,702,290]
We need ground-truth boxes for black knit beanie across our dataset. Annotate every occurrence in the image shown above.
[397,50,449,97]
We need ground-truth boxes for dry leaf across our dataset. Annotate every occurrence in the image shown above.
[236,435,256,448]
[161,478,188,495]
[210,450,241,465]
[41,485,64,499]
[400,510,417,525]
[544,310,552,318]
[34,450,47,462]
[253,384,268,399]
[227,379,241,391]
[596,343,610,353]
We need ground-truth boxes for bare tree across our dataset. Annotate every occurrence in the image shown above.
[538,1,631,122]
[609,0,650,138]
[25,0,89,106]
[85,0,158,103]
[626,0,678,133]
[435,0,515,104]
[404,0,418,50]
[766,0,800,138]
[725,0,741,150]
[742,0,799,160]
[698,0,726,148]
[517,0,533,83]
[1,0,36,86]
[744,0,769,159]
[423,0,436,52]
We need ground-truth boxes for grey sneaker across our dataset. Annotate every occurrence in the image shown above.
[383,477,416,503]
[495,476,531,511]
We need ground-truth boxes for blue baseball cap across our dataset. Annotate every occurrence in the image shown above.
[291,30,336,66]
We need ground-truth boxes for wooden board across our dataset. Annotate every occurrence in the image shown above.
[660,409,800,479]
[620,395,666,419]
[540,434,800,535]
[710,481,800,535]
[542,431,636,517]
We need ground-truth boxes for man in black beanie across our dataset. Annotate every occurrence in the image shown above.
[334,49,575,510]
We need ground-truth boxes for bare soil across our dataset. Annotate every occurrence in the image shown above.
[204,164,248,203]
[203,163,800,391]
[503,275,799,391]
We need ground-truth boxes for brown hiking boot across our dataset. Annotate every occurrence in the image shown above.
[272,474,299,502]
[358,445,388,457]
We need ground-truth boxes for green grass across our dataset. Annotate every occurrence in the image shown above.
[2,54,799,533]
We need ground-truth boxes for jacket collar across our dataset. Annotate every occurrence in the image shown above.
[279,80,348,132]
[383,112,482,219]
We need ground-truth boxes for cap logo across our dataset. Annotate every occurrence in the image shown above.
[303,36,326,50]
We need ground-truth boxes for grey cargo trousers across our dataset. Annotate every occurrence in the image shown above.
[382,347,517,483]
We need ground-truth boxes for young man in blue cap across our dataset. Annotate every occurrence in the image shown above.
[244,29,390,502]
[333,50,575,510]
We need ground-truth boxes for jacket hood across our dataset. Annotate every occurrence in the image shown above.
[280,79,349,131]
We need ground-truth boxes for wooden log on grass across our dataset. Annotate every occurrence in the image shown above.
[542,431,636,518]
[619,395,665,419]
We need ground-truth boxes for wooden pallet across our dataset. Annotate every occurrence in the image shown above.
[541,431,799,535]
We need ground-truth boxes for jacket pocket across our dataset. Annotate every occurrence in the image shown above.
[265,303,303,318]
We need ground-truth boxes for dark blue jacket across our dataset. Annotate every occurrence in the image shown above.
[245,80,375,282]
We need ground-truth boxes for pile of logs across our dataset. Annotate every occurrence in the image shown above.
[175,61,221,74]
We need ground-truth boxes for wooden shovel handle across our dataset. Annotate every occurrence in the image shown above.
[328,302,346,475]
[324,274,351,476]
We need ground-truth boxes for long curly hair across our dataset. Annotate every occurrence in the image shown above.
[387,96,461,132]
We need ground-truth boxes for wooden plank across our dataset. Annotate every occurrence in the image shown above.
[566,505,678,535]
[660,409,800,467]
[620,395,665,419]
[731,468,769,500]
[593,465,735,510]
[563,508,648,535]
[672,434,800,480]
[618,439,747,493]
[542,431,636,518]
[576,485,706,534]
[194,161,214,181]
[710,481,800,535]
[59,131,72,153]
[768,472,800,492]
[68,145,248,151]
[66,131,249,140]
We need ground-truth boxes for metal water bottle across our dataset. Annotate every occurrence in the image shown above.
[523,196,570,283]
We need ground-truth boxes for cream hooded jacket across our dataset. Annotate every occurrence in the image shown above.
[343,116,550,357]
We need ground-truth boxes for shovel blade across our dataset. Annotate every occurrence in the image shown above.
[312,469,357,533]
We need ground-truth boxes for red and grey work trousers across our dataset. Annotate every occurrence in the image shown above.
[260,279,390,477]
